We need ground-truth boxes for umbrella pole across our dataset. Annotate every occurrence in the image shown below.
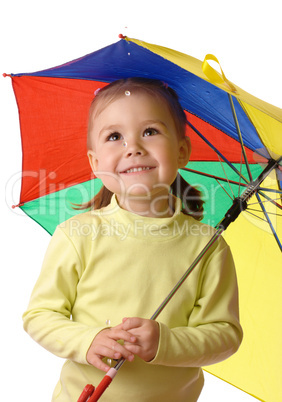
[78,228,225,402]
[78,157,281,402]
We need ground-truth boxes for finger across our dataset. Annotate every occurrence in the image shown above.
[89,342,134,367]
[102,341,135,362]
[123,342,142,355]
[108,342,135,362]
[87,354,111,373]
[106,327,137,343]
[121,317,143,331]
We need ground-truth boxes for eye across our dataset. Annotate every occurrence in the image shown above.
[143,128,159,137]
[107,132,122,142]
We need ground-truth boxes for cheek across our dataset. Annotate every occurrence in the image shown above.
[161,149,179,168]
[93,146,110,166]
[98,152,118,170]
[98,173,125,195]
[160,152,180,182]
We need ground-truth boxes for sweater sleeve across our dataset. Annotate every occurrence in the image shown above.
[22,227,103,365]
[150,241,243,368]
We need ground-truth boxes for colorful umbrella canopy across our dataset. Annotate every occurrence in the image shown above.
[7,36,282,401]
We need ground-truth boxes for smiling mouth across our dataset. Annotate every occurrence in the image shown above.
[121,166,155,174]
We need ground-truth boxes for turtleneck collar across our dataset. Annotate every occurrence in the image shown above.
[93,195,187,240]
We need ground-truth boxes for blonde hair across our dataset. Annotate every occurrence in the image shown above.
[81,78,204,220]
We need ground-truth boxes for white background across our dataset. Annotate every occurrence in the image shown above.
[1,1,281,400]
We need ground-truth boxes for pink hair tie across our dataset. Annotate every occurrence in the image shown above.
[162,81,169,89]
[94,88,101,96]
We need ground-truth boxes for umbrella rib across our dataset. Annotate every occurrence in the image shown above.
[238,151,245,197]
[215,178,234,201]
[248,196,282,207]
[246,207,282,217]
[245,209,268,221]
[255,192,282,250]
[228,94,253,181]
[257,187,282,195]
[181,167,282,203]
[181,167,249,188]
[217,155,235,199]
[186,119,250,184]
[257,190,282,211]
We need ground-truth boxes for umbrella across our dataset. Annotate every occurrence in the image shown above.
[5,36,282,401]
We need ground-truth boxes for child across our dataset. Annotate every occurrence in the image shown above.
[23,78,243,401]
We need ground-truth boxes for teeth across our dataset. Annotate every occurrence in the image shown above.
[125,167,151,173]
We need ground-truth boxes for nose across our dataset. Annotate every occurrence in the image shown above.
[124,138,145,157]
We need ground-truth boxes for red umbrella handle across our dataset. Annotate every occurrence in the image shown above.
[77,368,118,402]
[77,384,95,402]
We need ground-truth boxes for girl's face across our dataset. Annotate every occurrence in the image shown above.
[88,92,190,211]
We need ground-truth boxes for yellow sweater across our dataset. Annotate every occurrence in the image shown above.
[23,196,243,401]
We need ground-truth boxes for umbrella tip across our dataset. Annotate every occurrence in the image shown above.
[3,73,11,78]
[118,34,126,39]
[12,203,23,209]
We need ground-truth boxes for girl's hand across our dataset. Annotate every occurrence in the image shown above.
[121,317,160,362]
[86,324,136,372]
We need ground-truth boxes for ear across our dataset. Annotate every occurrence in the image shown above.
[87,150,99,175]
[178,136,191,168]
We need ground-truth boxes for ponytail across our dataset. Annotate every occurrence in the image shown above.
[75,185,113,211]
[170,173,204,220]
